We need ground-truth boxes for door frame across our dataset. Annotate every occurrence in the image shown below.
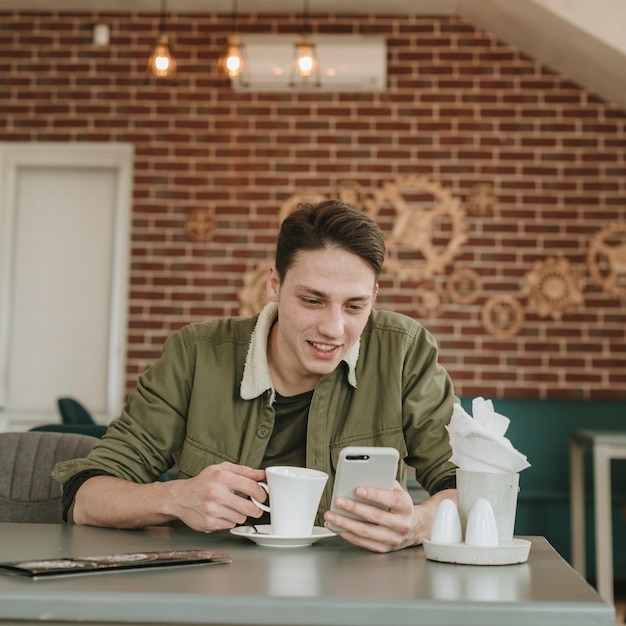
[0,142,133,428]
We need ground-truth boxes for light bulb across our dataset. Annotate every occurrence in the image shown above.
[154,48,172,73]
[296,43,315,77]
[225,45,243,78]
[289,34,320,87]
[148,34,176,78]
[219,34,248,83]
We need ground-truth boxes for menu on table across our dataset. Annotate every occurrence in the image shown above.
[0,549,231,578]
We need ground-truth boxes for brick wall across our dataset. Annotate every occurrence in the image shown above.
[1,10,625,401]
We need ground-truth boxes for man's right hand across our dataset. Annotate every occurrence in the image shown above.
[73,462,267,531]
[165,462,267,532]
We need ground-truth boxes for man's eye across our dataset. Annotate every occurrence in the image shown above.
[303,298,321,306]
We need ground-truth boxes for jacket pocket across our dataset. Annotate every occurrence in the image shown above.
[329,428,408,481]
[175,438,237,478]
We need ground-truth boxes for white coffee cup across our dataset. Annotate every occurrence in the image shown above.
[252,466,328,537]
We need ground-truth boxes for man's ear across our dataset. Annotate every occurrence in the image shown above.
[372,283,379,305]
[266,265,280,302]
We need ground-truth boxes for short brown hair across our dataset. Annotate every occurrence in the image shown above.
[275,200,385,282]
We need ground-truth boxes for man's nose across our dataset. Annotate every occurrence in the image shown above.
[318,306,344,338]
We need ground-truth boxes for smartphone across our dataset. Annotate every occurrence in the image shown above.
[329,446,400,531]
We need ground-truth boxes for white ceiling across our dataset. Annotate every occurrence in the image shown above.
[2,0,625,109]
[460,0,626,109]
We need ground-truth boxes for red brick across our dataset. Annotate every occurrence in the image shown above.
[1,10,623,400]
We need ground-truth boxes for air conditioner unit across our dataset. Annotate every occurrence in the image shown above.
[233,35,387,93]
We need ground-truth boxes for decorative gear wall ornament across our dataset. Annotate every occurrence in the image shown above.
[523,256,584,320]
[184,207,216,242]
[238,260,271,316]
[481,296,524,337]
[446,268,482,304]
[278,192,328,224]
[365,175,468,282]
[587,221,626,297]
[333,180,367,210]
[412,280,447,318]
[466,183,497,217]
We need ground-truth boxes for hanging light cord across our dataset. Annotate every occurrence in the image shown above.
[302,0,311,35]
[158,0,167,34]
[231,0,239,34]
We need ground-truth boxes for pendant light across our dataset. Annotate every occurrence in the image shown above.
[217,0,249,86]
[289,0,320,88]
[147,0,176,79]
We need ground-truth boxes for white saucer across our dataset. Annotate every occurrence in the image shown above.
[230,525,335,548]
[422,538,531,566]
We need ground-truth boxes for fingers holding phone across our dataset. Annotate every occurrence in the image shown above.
[325,446,431,552]
[329,481,404,524]
[325,481,419,553]
[326,446,399,533]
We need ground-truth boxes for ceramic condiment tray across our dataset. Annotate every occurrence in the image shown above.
[422,538,531,566]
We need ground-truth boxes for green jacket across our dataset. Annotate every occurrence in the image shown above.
[53,303,457,526]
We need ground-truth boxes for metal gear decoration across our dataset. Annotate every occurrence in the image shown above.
[587,221,626,297]
[466,183,497,217]
[446,268,482,304]
[238,260,271,316]
[412,281,447,318]
[481,296,524,337]
[333,180,367,210]
[365,175,468,282]
[184,207,216,242]
[522,256,584,320]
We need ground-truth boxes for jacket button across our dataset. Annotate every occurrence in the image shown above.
[257,426,269,438]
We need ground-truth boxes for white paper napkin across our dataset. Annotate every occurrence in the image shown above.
[446,397,531,473]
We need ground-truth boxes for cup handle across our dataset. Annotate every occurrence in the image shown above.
[251,482,270,512]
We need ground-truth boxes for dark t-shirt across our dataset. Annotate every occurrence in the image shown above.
[261,389,312,468]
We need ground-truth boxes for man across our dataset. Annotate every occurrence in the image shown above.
[53,199,457,553]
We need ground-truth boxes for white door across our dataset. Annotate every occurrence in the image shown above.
[0,143,133,430]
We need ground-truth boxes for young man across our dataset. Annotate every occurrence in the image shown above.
[53,200,457,553]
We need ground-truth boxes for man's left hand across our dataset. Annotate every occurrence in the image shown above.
[323,484,457,553]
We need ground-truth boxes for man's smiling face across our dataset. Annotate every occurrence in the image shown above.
[266,246,378,395]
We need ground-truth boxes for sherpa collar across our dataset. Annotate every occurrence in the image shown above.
[240,301,360,403]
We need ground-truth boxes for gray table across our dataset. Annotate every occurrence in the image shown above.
[0,523,615,626]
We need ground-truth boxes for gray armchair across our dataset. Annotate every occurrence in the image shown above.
[0,431,98,523]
